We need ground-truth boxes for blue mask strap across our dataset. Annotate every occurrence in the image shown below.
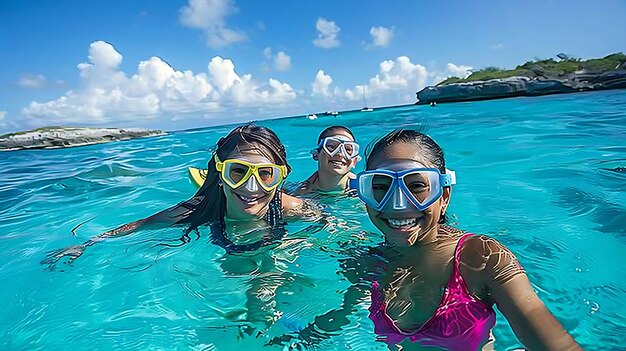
[349,178,358,190]
[442,169,456,186]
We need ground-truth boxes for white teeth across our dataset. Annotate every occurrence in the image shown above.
[237,194,259,203]
[387,218,417,228]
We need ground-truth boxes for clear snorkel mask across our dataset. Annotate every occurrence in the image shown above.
[349,163,456,211]
[313,136,362,162]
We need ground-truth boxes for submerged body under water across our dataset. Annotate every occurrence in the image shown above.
[1,90,625,350]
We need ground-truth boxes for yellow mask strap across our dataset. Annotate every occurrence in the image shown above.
[214,154,224,172]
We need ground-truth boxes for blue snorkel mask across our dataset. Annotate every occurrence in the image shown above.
[350,165,456,211]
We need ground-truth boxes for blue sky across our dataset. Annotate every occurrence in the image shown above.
[1,0,624,133]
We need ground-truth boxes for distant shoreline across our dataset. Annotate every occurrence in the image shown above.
[416,53,626,105]
[415,71,626,105]
[0,127,166,151]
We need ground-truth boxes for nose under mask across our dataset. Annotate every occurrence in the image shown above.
[383,186,420,213]
[244,175,259,192]
[392,187,407,210]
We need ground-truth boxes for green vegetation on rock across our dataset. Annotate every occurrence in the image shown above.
[437,52,626,86]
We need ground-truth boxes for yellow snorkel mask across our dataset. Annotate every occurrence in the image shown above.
[214,154,288,192]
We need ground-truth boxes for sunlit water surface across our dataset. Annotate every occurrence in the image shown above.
[1,90,625,350]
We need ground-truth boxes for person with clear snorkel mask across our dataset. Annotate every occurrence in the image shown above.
[294,126,361,195]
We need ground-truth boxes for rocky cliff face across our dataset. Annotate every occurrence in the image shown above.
[416,70,626,104]
[0,127,166,151]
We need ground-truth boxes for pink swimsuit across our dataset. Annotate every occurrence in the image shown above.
[369,234,496,350]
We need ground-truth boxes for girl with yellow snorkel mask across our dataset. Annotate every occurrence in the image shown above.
[42,123,315,265]
[42,124,322,338]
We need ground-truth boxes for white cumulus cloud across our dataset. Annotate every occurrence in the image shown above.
[311,70,333,96]
[179,0,246,48]
[20,41,298,129]
[431,63,473,84]
[18,74,47,89]
[308,56,472,110]
[262,48,292,72]
[369,26,394,48]
[367,56,428,98]
[209,56,242,92]
[0,111,12,132]
[331,56,466,107]
[445,63,473,79]
[87,41,122,68]
[77,41,127,88]
[313,18,340,49]
[273,51,292,71]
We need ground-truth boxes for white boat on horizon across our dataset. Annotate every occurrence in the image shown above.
[361,85,374,112]
[307,114,318,120]
[324,111,339,116]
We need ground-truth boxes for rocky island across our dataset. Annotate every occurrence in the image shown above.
[416,53,626,104]
[0,127,166,151]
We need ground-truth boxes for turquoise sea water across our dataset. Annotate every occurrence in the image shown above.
[1,90,625,350]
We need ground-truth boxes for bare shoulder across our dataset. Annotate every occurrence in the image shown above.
[459,234,514,268]
[347,172,356,180]
[281,193,324,220]
[281,192,304,211]
[460,234,526,291]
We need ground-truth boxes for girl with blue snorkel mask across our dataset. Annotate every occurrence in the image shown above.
[271,129,580,351]
[295,126,361,194]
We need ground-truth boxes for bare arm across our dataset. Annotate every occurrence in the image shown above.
[41,196,204,268]
[92,195,203,240]
[281,192,304,212]
[281,192,326,221]
[470,236,582,350]
[491,274,581,350]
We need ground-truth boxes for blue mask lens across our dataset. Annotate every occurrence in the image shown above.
[350,168,456,211]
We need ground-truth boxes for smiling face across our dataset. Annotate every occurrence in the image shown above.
[365,142,451,246]
[221,145,279,220]
[316,130,357,176]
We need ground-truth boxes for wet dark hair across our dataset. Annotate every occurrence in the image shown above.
[365,129,445,172]
[182,123,290,234]
[365,129,449,223]
[317,126,356,144]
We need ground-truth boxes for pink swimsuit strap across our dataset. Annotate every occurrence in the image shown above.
[369,233,496,350]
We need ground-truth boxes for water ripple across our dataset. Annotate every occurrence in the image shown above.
[1,91,625,350]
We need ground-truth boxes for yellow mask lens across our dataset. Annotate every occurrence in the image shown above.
[214,155,287,191]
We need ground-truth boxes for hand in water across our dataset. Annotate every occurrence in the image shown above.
[40,218,145,270]
[283,340,308,351]
[266,335,308,351]
[40,244,86,269]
